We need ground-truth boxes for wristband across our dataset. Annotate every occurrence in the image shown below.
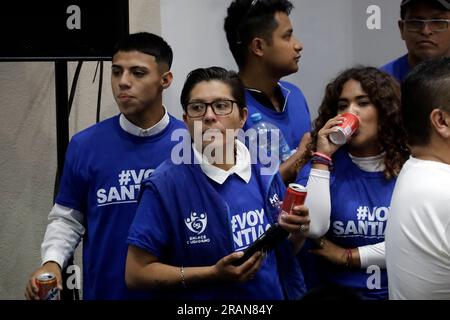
[345,249,352,268]
[180,266,187,288]
[312,152,332,162]
[312,152,333,169]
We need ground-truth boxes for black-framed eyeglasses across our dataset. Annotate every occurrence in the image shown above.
[402,19,450,32]
[185,99,237,118]
[236,0,260,45]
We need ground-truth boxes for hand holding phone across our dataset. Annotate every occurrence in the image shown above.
[232,184,307,266]
[231,224,288,266]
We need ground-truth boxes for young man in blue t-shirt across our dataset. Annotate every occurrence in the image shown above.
[224,0,311,184]
[381,0,450,82]
[25,32,186,300]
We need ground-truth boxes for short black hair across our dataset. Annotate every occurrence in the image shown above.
[224,0,293,69]
[180,67,246,115]
[402,57,450,146]
[112,32,173,69]
[400,0,450,19]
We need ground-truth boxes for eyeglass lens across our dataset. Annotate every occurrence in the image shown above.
[187,100,234,117]
[404,19,449,32]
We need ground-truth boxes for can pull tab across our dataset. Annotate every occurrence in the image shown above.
[281,183,307,215]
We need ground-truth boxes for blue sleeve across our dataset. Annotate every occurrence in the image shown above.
[380,61,390,72]
[299,89,311,121]
[267,172,286,222]
[277,174,287,201]
[55,138,89,212]
[127,184,170,258]
[295,161,312,187]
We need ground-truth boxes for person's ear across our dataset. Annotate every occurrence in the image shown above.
[182,113,188,125]
[161,71,173,89]
[250,37,265,58]
[398,20,406,41]
[239,107,248,128]
[430,109,450,139]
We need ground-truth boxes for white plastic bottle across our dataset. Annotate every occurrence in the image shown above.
[247,113,292,162]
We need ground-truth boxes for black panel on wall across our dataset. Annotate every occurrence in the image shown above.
[0,0,129,61]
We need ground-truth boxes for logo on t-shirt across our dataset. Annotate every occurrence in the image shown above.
[332,205,389,239]
[185,212,210,245]
[96,168,154,207]
[231,208,271,251]
[185,212,207,235]
[269,193,280,208]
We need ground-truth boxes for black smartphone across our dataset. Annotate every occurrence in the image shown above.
[232,224,289,266]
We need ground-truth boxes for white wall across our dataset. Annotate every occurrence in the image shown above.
[161,0,406,120]
[161,0,236,120]
[291,0,406,117]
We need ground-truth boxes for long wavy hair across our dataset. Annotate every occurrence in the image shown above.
[300,67,410,179]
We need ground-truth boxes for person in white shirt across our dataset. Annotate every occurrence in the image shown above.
[386,56,450,300]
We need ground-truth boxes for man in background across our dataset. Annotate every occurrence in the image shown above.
[224,0,311,183]
[381,0,450,82]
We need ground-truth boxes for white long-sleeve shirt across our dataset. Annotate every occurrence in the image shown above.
[305,153,387,268]
[41,110,170,268]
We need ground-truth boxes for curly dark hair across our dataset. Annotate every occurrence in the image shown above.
[300,67,410,179]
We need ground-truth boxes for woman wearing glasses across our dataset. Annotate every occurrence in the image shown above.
[125,67,309,300]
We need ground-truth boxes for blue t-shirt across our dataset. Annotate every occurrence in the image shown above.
[296,149,394,300]
[210,174,283,299]
[243,81,311,151]
[127,156,306,300]
[56,114,186,300]
[380,54,410,83]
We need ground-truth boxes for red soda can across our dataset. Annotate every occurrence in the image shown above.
[36,272,60,300]
[329,113,359,145]
[281,183,307,215]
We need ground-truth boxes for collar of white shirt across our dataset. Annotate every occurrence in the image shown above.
[192,139,252,185]
[348,152,386,172]
[119,105,170,137]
